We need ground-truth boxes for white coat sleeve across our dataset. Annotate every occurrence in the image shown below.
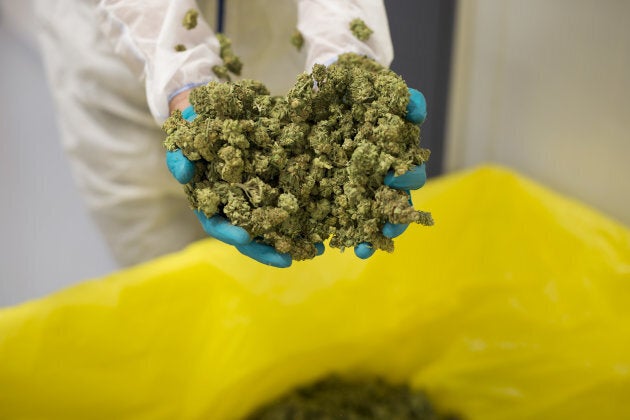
[97,0,223,123]
[297,0,394,70]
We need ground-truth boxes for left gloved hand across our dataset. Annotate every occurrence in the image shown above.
[167,105,314,268]
[354,87,428,259]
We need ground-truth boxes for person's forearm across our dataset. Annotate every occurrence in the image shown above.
[97,0,223,123]
[169,90,192,114]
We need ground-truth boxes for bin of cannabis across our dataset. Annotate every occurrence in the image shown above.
[245,375,460,420]
[163,53,432,261]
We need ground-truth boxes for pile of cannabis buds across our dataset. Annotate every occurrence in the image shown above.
[246,375,459,420]
[163,51,432,261]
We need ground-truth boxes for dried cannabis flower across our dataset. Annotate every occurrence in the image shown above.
[207,34,243,81]
[212,65,230,81]
[291,29,304,51]
[216,33,243,76]
[174,44,186,52]
[350,18,373,41]
[246,375,461,420]
[182,9,199,30]
[163,53,432,261]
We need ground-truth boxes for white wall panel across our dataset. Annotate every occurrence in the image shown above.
[447,0,630,225]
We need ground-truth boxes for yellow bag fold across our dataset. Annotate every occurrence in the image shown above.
[1,165,629,420]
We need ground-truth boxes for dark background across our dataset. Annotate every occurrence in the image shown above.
[385,0,457,177]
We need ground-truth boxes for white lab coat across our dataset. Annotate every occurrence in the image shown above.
[35,0,394,266]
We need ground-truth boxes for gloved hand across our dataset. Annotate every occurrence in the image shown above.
[354,88,428,259]
[167,105,312,268]
[168,88,426,264]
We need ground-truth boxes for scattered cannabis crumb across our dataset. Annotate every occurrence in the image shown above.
[182,9,199,30]
[209,34,241,81]
[291,29,304,51]
[174,44,186,52]
[216,33,243,76]
[212,64,230,81]
[246,375,460,420]
[163,53,432,261]
[350,18,373,41]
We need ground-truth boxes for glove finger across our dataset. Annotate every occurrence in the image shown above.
[354,242,375,259]
[182,105,198,122]
[236,242,292,268]
[406,88,427,124]
[382,222,409,239]
[384,163,427,190]
[166,106,198,183]
[315,242,325,256]
[194,210,251,246]
[166,149,196,184]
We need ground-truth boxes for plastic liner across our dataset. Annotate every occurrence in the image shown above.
[1,165,629,420]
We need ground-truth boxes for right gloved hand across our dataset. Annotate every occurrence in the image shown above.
[167,105,311,268]
[353,87,429,259]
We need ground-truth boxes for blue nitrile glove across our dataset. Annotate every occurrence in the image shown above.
[166,105,308,268]
[354,88,428,259]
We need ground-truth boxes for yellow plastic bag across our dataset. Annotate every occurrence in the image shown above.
[1,165,629,420]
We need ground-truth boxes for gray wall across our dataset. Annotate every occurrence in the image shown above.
[0,18,117,307]
[386,0,456,177]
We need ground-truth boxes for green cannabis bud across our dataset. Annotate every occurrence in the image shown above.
[246,375,460,419]
[216,33,243,76]
[212,65,230,81]
[182,9,199,30]
[174,44,186,52]
[350,18,373,41]
[291,29,304,51]
[163,53,432,261]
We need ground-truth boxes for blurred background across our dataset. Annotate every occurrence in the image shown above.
[0,1,118,306]
[1,0,629,306]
